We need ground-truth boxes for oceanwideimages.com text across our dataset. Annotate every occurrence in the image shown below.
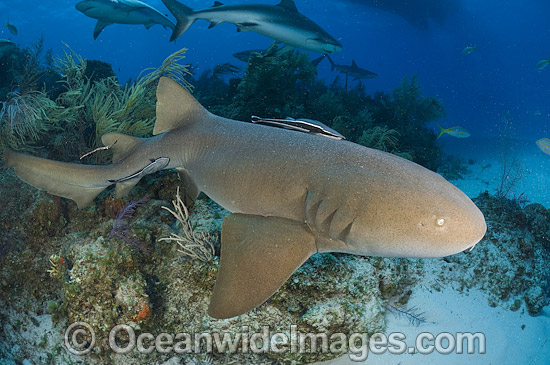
[65,322,486,361]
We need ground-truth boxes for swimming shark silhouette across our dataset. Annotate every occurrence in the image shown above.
[0,39,16,59]
[161,0,343,54]
[75,0,175,39]
[327,55,378,80]
[4,77,486,319]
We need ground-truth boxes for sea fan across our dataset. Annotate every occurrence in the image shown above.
[384,303,427,326]
[108,195,151,253]
[0,91,56,150]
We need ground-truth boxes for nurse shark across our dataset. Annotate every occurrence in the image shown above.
[4,77,486,319]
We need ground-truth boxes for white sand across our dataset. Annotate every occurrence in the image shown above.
[441,136,550,208]
[325,285,550,364]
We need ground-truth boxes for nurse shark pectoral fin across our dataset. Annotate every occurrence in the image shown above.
[208,214,317,319]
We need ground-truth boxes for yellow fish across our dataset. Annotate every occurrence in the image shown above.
[5,20,17,35]
[537,58,550,71]
[536,138,550,155]
[436,123,471,139]
[462,45,477,55]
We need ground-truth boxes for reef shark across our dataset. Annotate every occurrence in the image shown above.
[0,39,16,59]
[327,55,378,80]
[75,0,175,39]
[161,0,343,54]
[4,77,486,319]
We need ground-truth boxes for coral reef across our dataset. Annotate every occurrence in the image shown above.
[438,154,471,180]
[0,90,57,150]
[0,45,192,160]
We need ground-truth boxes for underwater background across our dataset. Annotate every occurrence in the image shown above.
[0,0,549,364]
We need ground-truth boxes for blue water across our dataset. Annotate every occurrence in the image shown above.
[3,0,550,141]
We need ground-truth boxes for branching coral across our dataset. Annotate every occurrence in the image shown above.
[230,50,318,120]
[159,187,217,263]
[53,43,88,90]
[358,125,400,152]
[495,115,528,198]
[16,35,47,93]
[90,48,193,147]
[0,90,57,150]
[44,46,194,159]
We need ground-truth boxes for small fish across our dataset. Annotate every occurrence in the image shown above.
[326,56,378,80]
[536,58,550,71]
[251,115,345,140]
[480,164,491,172]
[436,123,471,139]
[536,138,550,155]
[462,45,476,55]
[5,20,17,35]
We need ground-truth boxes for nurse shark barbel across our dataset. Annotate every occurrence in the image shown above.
[4,77,486,319]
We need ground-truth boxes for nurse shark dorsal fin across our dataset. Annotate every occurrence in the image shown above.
[208,214,317,319]
[154,77,208,135]
[101,132,142,163]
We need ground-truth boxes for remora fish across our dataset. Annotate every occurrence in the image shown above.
[75,0,175,39]
[4,77,486,319]
[436,123,471,139]
[161,0,343,54]
[251,115,344,140]
[327,55,378,80]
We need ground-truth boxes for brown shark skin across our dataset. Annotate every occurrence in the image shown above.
[169,110,486,257]
[4,77,487,318]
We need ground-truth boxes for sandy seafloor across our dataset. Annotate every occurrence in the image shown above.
[442,136,550,208]
[326,135,550,364]
[325,286,550,364]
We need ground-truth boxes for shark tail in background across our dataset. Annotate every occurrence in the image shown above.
[436,123,446,139]
[162,0,196,41]
[311,54,326,67]
[326,55,336,71]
